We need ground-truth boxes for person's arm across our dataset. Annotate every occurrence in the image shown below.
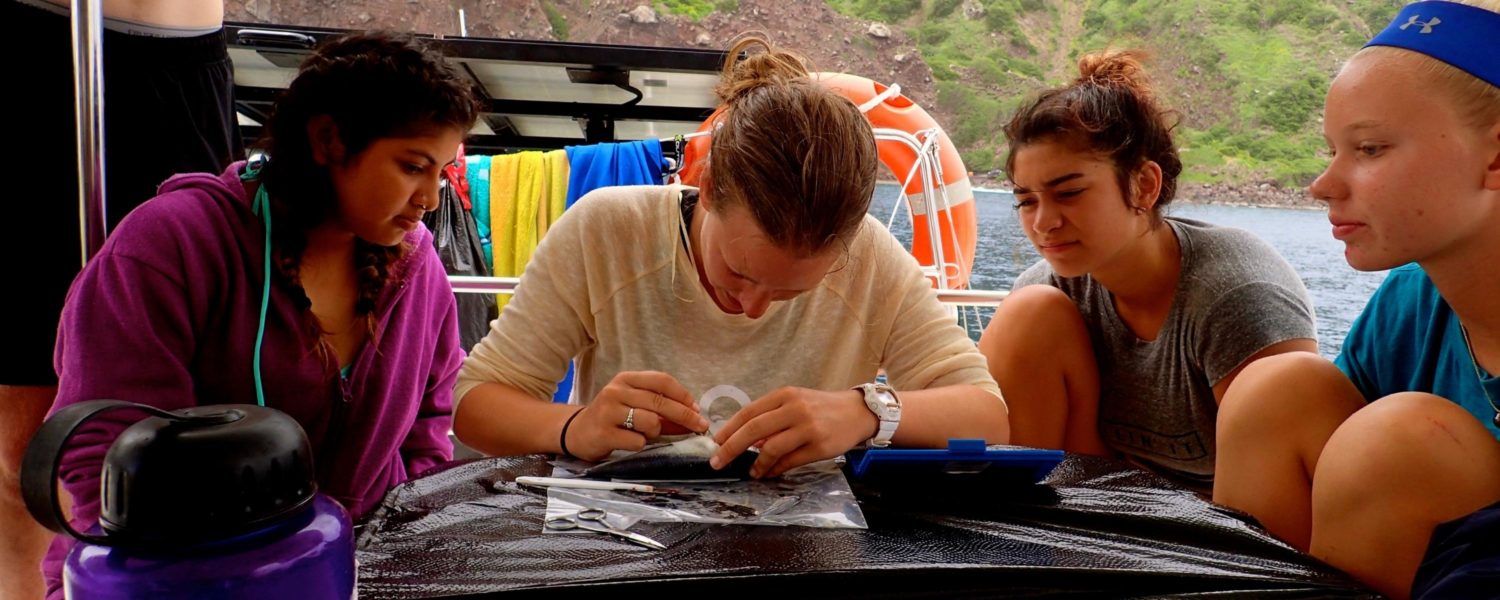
[453,382,581,456]
[711,383,1004,479]
[712,231,1008,478]
[452,192,707,459]
[45,248,202,596]
[455,374,708,461]
[885,384,1009,446]
[54,252,203,505]
[452,194,594,455]
[399,277,460,478]
[868,237,1010,446]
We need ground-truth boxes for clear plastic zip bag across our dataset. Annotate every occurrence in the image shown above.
[541,459,866,530]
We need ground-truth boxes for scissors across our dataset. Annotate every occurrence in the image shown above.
[544,508,667,550]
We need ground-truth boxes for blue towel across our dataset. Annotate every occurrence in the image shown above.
[466,155,493,271]
[552,139,666,403]
[553,366,575,404]
[564,139,666,208]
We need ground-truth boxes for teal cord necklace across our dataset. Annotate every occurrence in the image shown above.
[239,158,272,408]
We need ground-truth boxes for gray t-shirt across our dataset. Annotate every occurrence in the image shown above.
[1013,217,1315,485]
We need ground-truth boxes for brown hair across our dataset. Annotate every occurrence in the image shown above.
[1003,49,1183,223]
[1357,0,1500,130]
[258,32,480,352]
[701,35,879,254]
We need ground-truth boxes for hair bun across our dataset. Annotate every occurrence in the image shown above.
[715,35,811,103]
[1075,49,1154,94]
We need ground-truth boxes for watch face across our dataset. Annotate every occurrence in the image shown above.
[865,388,898,419]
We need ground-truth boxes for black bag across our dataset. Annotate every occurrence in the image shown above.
[424,182,496,353]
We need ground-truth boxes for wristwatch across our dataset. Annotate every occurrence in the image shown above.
[853,382,902,448]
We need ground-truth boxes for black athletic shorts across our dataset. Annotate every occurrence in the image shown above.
[1411,499,1500,598]
[5,0,243,385]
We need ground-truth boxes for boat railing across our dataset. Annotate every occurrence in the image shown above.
[448,276,1009,308]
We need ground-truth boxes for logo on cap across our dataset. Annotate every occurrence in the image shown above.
[1401,14,1443,34]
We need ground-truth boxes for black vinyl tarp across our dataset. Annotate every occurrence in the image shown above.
[354,454,1375,599]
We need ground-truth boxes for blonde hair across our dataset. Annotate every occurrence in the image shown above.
[1356,0,1500,128]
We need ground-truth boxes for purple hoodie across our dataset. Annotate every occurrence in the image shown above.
[44,162,461,597]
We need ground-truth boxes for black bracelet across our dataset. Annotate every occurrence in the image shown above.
[558,407,585,459]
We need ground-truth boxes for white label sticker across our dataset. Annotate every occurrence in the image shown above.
[697,384,752,436]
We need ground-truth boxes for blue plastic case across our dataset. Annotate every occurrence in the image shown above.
[846,439,1064,484]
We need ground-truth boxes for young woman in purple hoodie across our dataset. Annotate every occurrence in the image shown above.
[42,32,479,597]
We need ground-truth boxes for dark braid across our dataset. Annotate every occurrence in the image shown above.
[252,31,480,355]
[355,240,404,335]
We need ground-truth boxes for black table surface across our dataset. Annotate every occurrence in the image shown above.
[354,454,1375,599]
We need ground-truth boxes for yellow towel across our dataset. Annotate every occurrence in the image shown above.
[489,150,573,314]
[513,151,543,276]
[537,151,553,236]
[489,153,520,312]
[543,149,569,233]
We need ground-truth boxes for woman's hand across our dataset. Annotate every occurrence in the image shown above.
[710,387,877,478]
[563,371,710,461]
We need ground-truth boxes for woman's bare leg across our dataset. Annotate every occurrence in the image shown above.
[979,285,1108,455]
[1310,392,1500,599]
[0,385,55,600]
[1213,352,1366,550]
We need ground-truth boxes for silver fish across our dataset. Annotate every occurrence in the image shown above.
[583,435,759,481]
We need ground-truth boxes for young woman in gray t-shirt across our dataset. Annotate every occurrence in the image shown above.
[978,49,1317,488]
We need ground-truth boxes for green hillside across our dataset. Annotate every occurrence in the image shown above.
[820,0,1404,186]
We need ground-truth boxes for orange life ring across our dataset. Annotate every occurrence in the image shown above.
[678,73,977,289]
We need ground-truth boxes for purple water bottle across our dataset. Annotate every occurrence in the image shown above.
[22,400,355,599]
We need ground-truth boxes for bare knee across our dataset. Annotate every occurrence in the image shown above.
[1333,393,1489,451]
[1217,352,1355,439]
[981,285,1094,387]
[982,285,1100,451]
[1315,393,1500,508]
[995,284,1076,320]
[981,286,1085,358]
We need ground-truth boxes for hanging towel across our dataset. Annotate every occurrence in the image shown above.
[540,149,569,236]
[489,151,550,315]
[512,151,544,278]
[563,139,667,208]
[542,149,573,404]
[467,155,493,271]
[489,153,521,311]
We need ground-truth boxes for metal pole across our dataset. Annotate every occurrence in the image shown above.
[447,275,1009,306]
[872,128,946,287]
[917,137,947,290]
[73,0,107,264]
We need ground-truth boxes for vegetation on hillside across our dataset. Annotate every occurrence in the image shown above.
[541,1,569,40]
[822,0,1403,187]
[655,0,742,21]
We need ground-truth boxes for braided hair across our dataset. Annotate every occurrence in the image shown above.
[255,31,480,353]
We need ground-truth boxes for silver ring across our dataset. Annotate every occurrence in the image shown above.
[623,407,636,431]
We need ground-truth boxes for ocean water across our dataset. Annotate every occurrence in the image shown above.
[869,184,1388,358]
